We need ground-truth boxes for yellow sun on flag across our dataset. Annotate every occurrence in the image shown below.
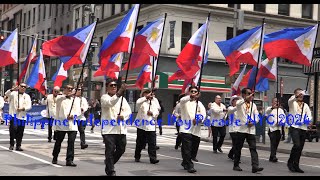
[148,27,160,42]
[11,39,16,47]
[147,65,153,72]
[303,38,311,49]
[251,39,260,50]
[39,61,43,70]
[126,22,133,33]
[115,54,122,62]
[267,59,273,67]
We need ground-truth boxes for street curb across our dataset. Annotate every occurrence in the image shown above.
[200,137,320,159]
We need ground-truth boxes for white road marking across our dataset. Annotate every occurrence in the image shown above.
[0,145,62,168]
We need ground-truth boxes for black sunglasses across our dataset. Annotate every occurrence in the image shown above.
[20,85,27,88]
[67,87,74,90]
[190,90,198,93]
[109,84,117,87]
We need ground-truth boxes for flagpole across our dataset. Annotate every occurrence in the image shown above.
[276,58,279,126]
[195,12,210,120]
[301,22,320,125]
[118,5,141,115]
[17,25,20,109]
[68,20,99,117]
[249,18,265,119]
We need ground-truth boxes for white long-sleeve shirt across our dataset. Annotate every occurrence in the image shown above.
[100,94,132,135]
[236,98,259,135]
[265,107,285,132]
[41,94,58,119]
[76,96,89,121]
[179,95,206,137]
[227,106,237,133]
[135,97,160,131]
[288,95,312,130]
[5,90,32,120]
[209,102,226,127]
[0,96,4,110]
[53,95,82,131]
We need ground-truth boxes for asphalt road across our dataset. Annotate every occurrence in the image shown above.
[0,124,319,176]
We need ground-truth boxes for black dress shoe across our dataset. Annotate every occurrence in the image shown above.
[48,139,52,143]
[174,145,179,150]
[218,147,223,153]
[16,147,23,151]
[191,158,199,162]
[213,150,218,153]
[293,165,304,173]
[156,146,160,150]
[66,162,77,167]
[150,159,159,164]
[287,162,296,172]
[187,168,197,173]
[233,166,242,171]
[9,145,14,151]
[228,154,234,160]
[52,159,57,164]
[269,158,278,162]
[252,167,264,173]
[107,171,116,176]
[81,144,88,149]
[135,158,140,162]
[181,163,188,170]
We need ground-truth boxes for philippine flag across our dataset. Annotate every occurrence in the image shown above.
[232,64,247,96]
[123,17,164,70]
[58,22,96,70]
[258,53,277,80]
[176,23,207,79]
[215,25,263,76]
[94,53,123,78]
[97,4,139,76]
[135,56,157,89]
[0,28,18,67]
[181,70,200,93]
[42,22,96,58]
[52,62,68,88]
[264,25,318,66]
[26,50,47,95]
[18,34,38,83]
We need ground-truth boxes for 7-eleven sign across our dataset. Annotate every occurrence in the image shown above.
[148,75,160,89]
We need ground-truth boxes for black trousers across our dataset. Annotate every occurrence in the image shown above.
[288,127,306,166]
[181,133,200,169]
[134,128,157,161]
[234,132,259,168]
[268,130,281,159]
[211,126,226,151]
[103,134,126,175]
[52,131,77,162]
[175,133,182,147]
[48,118,54,140]
[77,120,87,145]
[228,132,236,158]
[191,135,200,159]
[9,119,25,147]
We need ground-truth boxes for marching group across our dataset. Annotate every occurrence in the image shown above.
[1,79,312,175]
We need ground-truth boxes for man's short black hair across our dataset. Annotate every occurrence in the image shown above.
[105,78,117,87]
[241,88,251,95]
[188,86,199,92]
[294,88,303,94]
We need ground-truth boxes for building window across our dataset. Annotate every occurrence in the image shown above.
[278,4,290,16]
[111,4,115,15]
[38,5,41,22]
[60,28,63,35]
[49,4,52,17]
[181,21,192,51]
[121,4,125,12]
[23,13,26,28]
[99,36,104,47]
[43,4,46,20]
[68,4,71,11]
[33,7,35,25]
[75,8,80,29]
[22,38,25,53]
[62,4,65,14]
[226,27,249,40]
[27,11,30,27]
[128,4,132,9]
[55,4,59,17]
[42,30,45,40]
[26,37,29,53]
[228,4,241,9]
[82,6,86,26]
[302,4,313,19]
[66,24,70,33]
[254,4,266,12]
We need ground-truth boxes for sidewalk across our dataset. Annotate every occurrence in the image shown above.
[157,125,320,159]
